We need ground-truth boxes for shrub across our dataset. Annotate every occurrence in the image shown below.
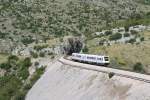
[0,62,11,70]
[34,61,39,66]
[0,76,22,100]
[12,91,26,100]
[130,30,138,35]
[105,31,112,36]
[124,33,130,37]
[39,52,45,57]
[23,83,32,90]
[30,67,45,85]
[22,57,32,67]
[34,45,48,51]
[128,38,136,44]
[108,72,115,79]
[51,55,55,59]
[140,37,145,41]
[18,68,29,80]
[109,33,122,40]
[133,62,145,73]
[48,52,53,55]
[82,46,89,53]
[8,55,19,61]
[30,51,38,58]
[21,36,34,45]
[125,25,130,32]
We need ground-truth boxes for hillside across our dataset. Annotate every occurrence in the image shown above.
[26,61,150,100]
[0,0,150,100]
[0,0,150,41]
[0,0,150,54]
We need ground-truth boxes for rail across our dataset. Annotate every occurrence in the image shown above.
[58,57,150,83]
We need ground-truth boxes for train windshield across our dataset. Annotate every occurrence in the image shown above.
[104,57,109,61]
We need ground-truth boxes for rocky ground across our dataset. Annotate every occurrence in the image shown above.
[26,60,150,100]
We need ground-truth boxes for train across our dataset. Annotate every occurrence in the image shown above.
[71,53,110,66]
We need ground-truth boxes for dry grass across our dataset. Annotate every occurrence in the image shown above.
[0,54,9,63]
[46,37,60,47]
[87,31,150,71]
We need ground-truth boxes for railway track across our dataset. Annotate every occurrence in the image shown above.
[58,57,150,83]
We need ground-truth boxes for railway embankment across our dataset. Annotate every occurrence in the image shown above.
[59,57,150,83]
[26,57,150,100]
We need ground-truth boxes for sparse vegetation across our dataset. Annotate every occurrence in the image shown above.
[0,55,45,100]
[0,0,150,99]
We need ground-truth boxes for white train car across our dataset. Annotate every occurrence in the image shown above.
[71,53,109,66]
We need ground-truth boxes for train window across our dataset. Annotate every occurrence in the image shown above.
[87,56,96,60]
[97,58,102,60]
[104,57,109,61]
[76,55,81,58]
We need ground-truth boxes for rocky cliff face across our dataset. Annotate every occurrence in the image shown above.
[26,61,150,100]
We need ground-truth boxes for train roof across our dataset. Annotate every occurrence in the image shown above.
[72,53,109,57]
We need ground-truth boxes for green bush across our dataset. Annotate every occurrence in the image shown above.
[124,33,130,37]
[34,61,39,66]
[23,83,32,90]
[30,52,38,58]
[34,45,48,51]
[12,91,26,100]
[140,37,145,41]
[30,67,45,85]
[109,33,122,40]
[82,46,89,53]
[0,76,22,100]
[21,37,34,45]
[108,72,115,79]
[128,38,136,44]
[48,52,54,56]
[39,52,45,57]
[133,62,145,73]
[51,55,55,59]
[18,68,29,80]
[130,30,138,35]
[0,63,11,70]
[8,55,19,61]
[105,31,112,36]
[22,57,32,67]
